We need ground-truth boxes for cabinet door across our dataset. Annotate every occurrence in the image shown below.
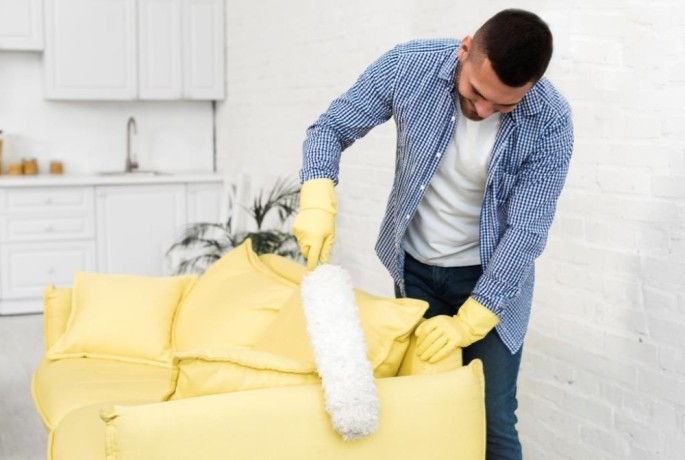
[43,0,137,100]
[138,0,182,99]
[182,0,225,100]
[96,185,186,276]
[186,181,223,224]
[0,241,96,299]
[0,0,43,50]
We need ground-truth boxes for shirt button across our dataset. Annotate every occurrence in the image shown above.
[436,152,442,158]
[420,184,426,190]
[451,116,456,122]
[405,214,410,220]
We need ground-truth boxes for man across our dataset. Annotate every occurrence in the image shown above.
[293,9,574,459]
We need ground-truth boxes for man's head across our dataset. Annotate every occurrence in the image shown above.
[456,9,553,121]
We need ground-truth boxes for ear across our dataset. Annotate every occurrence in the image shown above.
[458,36,472,61]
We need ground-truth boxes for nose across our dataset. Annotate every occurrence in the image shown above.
[474,101,495,119]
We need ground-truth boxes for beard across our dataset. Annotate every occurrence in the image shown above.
[455,62,483,121]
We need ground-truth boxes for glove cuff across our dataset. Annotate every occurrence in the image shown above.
[300,178,337,214]
[456,297,500,340]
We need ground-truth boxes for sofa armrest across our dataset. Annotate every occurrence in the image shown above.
[43,285,72,352]
[100,361,485,460]
[397,331,463,377]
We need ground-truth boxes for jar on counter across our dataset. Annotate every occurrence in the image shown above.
[7,162,23,175]
[22,158,38,175]
[49,160,64,175]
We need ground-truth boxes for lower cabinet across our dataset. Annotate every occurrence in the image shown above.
[96,184,186,276]
[0,179,223,314]
[0,240,97,297]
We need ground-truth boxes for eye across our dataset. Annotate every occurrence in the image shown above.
[471,86,485,100]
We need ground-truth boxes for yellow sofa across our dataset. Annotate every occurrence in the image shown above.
[32,240,486,459]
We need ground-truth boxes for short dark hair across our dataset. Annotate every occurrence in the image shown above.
[473,9,553,87]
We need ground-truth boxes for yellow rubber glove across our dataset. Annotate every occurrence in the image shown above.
[415,297,500,363]
[293,178,337,270]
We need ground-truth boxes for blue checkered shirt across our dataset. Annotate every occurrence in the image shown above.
[300,39,574,353]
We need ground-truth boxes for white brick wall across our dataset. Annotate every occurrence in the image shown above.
[217,1,685,457]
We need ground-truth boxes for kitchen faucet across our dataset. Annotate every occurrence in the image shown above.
[126,116,139,172]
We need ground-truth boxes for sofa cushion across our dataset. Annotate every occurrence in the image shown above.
[31,358,175,430]
[173,240,299,353]
[170,348,320,400]
[46,272,196,367]
[43,285,72,352]
[254,273,429,378]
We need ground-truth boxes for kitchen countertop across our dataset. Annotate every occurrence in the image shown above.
[0,171,224,188]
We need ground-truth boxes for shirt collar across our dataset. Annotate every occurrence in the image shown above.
[438,44,460,86]
[511,81,544,121]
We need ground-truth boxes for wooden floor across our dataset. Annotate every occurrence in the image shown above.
[0,314,48,460]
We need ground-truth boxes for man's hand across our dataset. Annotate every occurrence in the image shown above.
[293,178,337,270]
[415,297,500,363]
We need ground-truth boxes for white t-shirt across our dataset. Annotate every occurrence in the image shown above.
[404,102,501,266]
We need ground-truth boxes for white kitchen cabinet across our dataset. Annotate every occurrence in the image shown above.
[186,181,223,223]
[0,186,97,314]
[0,241,97,298]
[96,184,186,276]
[0,175,223,314]
[138,0,225,100]
[44,0,225,100]
[43,0,137,100]
[0,0,44,50]
[0,213,95,242]
[138,0,182,99]
[182,0,225,100]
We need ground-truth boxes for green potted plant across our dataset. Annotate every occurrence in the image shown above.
[167,176,301,274]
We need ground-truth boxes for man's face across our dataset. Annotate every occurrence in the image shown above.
[456,36,533,121]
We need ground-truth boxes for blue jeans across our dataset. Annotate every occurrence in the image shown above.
[399,253,523,460]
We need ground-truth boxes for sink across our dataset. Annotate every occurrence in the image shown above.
[98,170,167,176]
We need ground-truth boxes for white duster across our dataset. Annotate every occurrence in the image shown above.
[300,264,380,441]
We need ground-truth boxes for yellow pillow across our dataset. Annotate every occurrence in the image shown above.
[254,286,428,378]
[47,272,196,367]
[397,328,463,376]
[170,348,320,400]
[258,253,306,285]
[43,285,73,352]
[173,240,299,353]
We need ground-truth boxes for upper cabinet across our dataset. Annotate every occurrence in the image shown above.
[0,0,44,51]
[43,0,137,100]
[138,0,183,99]
[43,0,225,100]
[182,0,225,100]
